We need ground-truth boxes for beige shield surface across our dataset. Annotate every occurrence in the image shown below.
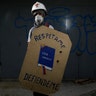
[19,26,72,95]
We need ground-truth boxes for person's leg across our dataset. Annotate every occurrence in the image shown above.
[33,92,49,96]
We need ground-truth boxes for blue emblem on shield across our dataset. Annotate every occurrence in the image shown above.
[38,46,55,71]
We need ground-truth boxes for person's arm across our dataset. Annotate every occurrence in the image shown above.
[27,27,35,43]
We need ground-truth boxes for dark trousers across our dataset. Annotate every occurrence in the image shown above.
[33,92,49,96]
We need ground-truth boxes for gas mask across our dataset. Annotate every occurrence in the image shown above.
[35,14,44,26]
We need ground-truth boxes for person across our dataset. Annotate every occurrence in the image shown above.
[27,1,54,43]
[27,1,54,96]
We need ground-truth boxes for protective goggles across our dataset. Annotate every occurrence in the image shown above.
[33,10,46,17]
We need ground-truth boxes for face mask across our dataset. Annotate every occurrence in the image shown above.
[35,14,44,26]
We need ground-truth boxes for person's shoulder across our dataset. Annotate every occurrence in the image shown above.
[29,26,35,32]
[45,22,54,29]
[49,25,54,29]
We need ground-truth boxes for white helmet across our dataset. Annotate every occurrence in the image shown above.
[31,2,47,15]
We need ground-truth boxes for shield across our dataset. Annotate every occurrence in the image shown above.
[19,25,72,95]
